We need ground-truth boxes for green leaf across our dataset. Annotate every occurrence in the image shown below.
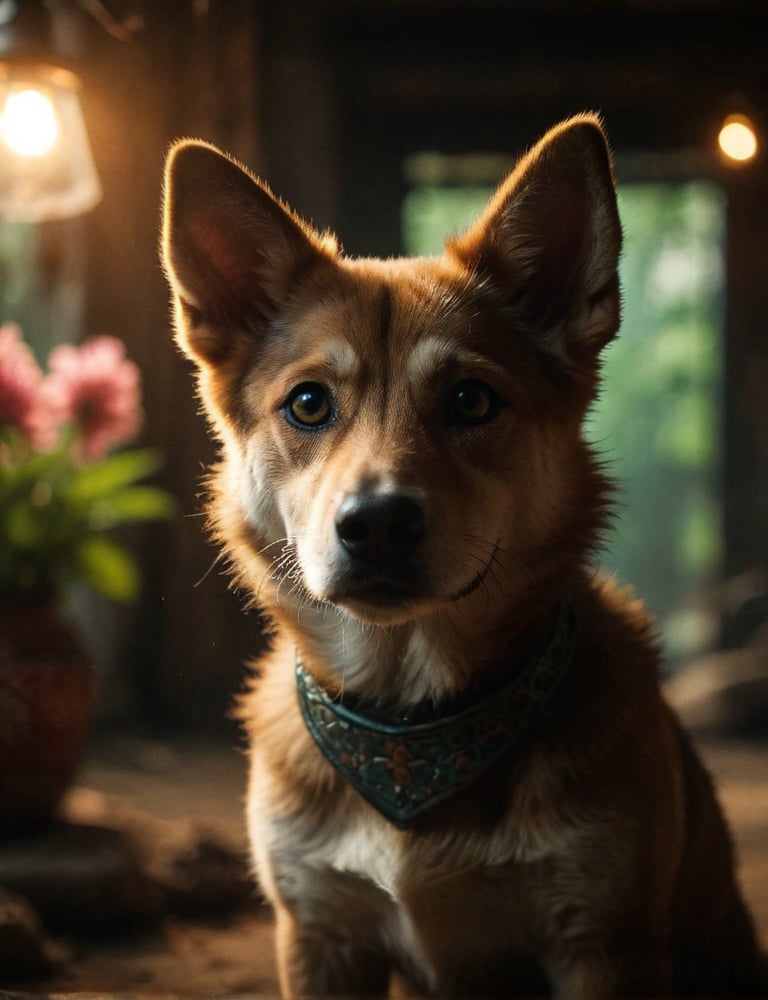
[65,449,163,503]
[74,535,141,602]
[5,500,47,549]
[89,486,176,528]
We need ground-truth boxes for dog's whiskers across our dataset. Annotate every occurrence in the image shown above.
[193,550,226,589]
[251,536,304,605]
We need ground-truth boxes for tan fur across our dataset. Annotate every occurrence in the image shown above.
[161,115,764,997]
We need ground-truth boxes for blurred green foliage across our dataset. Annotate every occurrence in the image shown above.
[1,435,175,602]
[595,184,724,618]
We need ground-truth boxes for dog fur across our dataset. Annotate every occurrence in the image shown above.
[161,115,764,998]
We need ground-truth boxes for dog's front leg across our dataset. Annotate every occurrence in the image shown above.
[275,906,391,999]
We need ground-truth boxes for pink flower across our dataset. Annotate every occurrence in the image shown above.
[0,322,63,448]
[46,336,142,461]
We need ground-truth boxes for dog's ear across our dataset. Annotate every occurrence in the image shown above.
[448,114,622,356]
[161,140,336,364]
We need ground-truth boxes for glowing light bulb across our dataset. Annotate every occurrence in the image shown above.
[0,87,60,157]
[718,114,758,163]
[0,66,102,221]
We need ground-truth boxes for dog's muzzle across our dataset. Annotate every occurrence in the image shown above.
[330,493,426,607]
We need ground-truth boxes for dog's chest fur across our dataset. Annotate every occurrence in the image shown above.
[250,729,617,991]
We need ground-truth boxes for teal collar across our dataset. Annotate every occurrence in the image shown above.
[296,595,578,829]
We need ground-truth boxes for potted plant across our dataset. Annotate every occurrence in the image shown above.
[0,323,173,830]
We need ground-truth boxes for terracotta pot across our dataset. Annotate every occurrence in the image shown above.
[0,598,94,834]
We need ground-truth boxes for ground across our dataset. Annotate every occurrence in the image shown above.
[2,735,767,997]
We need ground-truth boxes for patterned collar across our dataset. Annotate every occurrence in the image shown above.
[296,594,578,829]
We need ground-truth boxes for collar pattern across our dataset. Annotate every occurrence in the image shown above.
[296,595,578,829]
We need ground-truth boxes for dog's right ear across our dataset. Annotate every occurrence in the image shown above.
[447,115,622,359]
[161,140,336,364]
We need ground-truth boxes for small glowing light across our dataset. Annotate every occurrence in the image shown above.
[0,66,102,221]
[0,87,60,158]
[718,114,758,163]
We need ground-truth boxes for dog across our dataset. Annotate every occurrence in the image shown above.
[161,114,764,998]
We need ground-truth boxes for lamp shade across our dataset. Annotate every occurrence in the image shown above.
[0,62,101,222]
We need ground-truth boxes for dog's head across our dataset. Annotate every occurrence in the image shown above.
[161,116,621,634]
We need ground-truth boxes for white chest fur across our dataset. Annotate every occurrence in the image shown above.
[256,795,590,988]
[326,811,405,898]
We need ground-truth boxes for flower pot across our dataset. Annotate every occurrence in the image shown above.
[0,598,94,834]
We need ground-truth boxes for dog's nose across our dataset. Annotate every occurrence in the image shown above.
[336,494,425,564]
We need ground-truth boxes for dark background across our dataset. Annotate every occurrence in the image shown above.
[29,0,767,733]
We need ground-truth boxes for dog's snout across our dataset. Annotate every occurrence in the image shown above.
[336,494,425,564]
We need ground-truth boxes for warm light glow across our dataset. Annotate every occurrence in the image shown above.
[718,114,758,163]
[0,87,60,157]
[0,65,102,222]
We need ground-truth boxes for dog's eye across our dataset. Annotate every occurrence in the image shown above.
[445,380,498,426]
[284,382,334,428]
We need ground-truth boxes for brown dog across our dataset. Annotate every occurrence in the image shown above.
[161,115,764,998]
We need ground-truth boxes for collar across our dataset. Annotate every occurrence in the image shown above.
[295,594,578,829]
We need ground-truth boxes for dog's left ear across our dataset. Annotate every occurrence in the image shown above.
[448,114,622,356]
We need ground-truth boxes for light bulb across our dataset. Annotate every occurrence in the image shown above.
[1,86,60,157]
[718,114,758,164]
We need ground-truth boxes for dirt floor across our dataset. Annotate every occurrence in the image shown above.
[3,735,768,997]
